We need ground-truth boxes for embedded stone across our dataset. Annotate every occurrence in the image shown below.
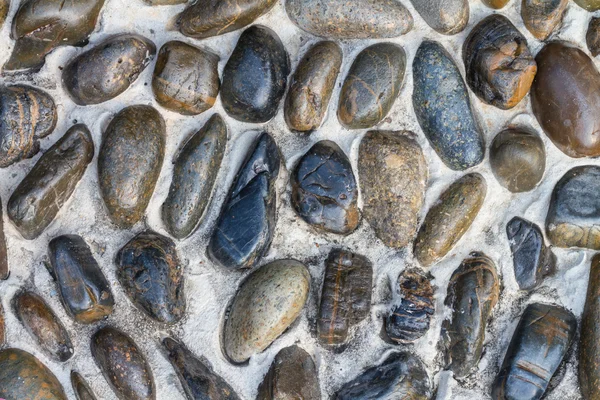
[580,254,600,399]
[482,0,509,8]
[71,371,98,400]
[410,0,468,35]
[587,17,600,57]
[146,0,185,4]
[522,0,568,41]
[0,197,8,280]
[575,0,600,11]
[0,302,4,346]
[0,0,7,27]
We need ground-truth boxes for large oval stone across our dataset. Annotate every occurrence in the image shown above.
[8,124,94,240]
[223,259,310,363]
[98,105,166,228]
[71,371,98,400]
[221,26,289,123]
[575,0,600,11]
[522,0,568,41]
[580,254,600,399]
[410,0,468,35]
[531,42,600,157]
[0,197,8,280]
[412,41,484,170]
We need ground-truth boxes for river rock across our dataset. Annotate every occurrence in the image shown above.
[8,124,94,240]
[482,0,509,8]
[492,303,576,400]
[412,41,484,170]
[178,0,276,39]
[358,131,428,249]
[0,198,8,280]
[284,41,342,132]
[163,114,227,239]
[587,17,600,57]
[0,302,4,346]
[4,0,105,73]
[0,85,57,167]
[522,0,568,41]
[153,41,220,115]
[414,173,487,268]
[490,129,546,193]
[208,132,281,269]
[463,15,537,110]
[440,253,499,378]
[285,0,413,39]
[581,254,600,399]
[12,291,74,362]
[575,0,600,11]
[48,234,115,323]
[318,249,372,347]
[291,140,359,235]
[98,105,166,228]
[223,260,310,363]
[0,348,67,399]
[0,0,7,27]
[162,337,241,400]
[256,345,320,400]
[221,26,289,123]
[71,371,97,400]
[531,42,600,157]
[507,217,557,291]
[410,0,468,35]
[334,352,431,399]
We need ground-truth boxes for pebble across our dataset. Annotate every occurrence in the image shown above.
[0,197,7,280]
[575,0,600,11]
[0,302,4,346]
[482,0,509,8]
[146,0,186,3]
[410,0,469,35]
[581,254,600,399]
[587,17,600,57]
[71,371,98,400]
[0,0,7,27]
[521,0,568,41]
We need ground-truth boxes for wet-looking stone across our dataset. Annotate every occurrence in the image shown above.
[71,371,98,400]
[482,0,509,8]
[580,254,600,399]
[0,197,8,280]
[587,17,600,57]
[409,0,469,35]
[521,0,568,41]
[575,0,600,11]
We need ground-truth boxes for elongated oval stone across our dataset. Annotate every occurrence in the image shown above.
[522,0,568,41]
[412,41,484,170]
[223,260,310,363]
[12,291,74,361]
[358,131,428,249]
[482,0,509,8]
[291,140,359,235]
[0,348,67,399]
[492,303,576,400]
[117,230,185,324]
[71,371,98,400]
[285,0,413,39]
[8,124,94,240]
[208,132,281,269]
[0,197,8,280]
[48,234,115,323]
[410,0,468,35]
[284,41,342,132]
[575,0,600,11]
[4,0,105,73]
[581,254,600,399]
[63,34,156,105]
[440,253,499,378]
[318,249,372,347]
[587,17,600,57]
[338,43,405,129]
[91,326,155,400]
[0,85,57,168]
[221,26,289,123]
[334,352,431,399]
[153,41,220,115]
[414,173,487,268]
[162,337,241,400]
[178,0,277,39]
[98,105,166,228]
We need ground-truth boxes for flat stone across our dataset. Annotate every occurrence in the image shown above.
[587,17,600,57]
[581,254,600,399]
[410,0,468,35]
[575,0,600,11]
[71,371,98,400]
[223,259,310,363]
[358,131,428,249]
[412,41,484,170]
[522,0,568,41]
[0,197,8,280]
[482,0,509,8]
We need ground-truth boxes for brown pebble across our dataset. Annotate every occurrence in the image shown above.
[587,17,600,57]
[522,0,568,41]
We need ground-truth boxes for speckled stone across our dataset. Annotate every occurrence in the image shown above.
[410,0,468,35]
[575,0,600,11]
[482,0,509,8]
[581,254,600,399]
[223,260,310,363]
[587,17,600,57]
[522,0,568,41]
[0,197,8,280]
[71,371,98,400]
[0,0,8,27]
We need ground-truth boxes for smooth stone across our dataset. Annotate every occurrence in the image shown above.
[507,217,557,291]
[285,0,413,39]
[0,85,57,167]
[178,0,276,39]
[358,130,428,249]
[63,34,156,105]
[162,114,227,239]
[4,0,105,73]
[492,303,576,400]
[575,0,600,11]
[98,105,166,228]
[208,132,281,269]
[581,254,600,399]
[414,173,487,268]
[48,234,115,324]
[490,129,546,193]
[482,0,509,8]
[531,42,600,157]
[410,0,468,35]
[117,230,185,324]
[91,327,155,400]
[284,41,342,132]
[338,43,406,129]
[463,15,537,110]
[334,352,431,400]
[522,0,568,41]
[0,0,7,27]
[412,41,484,170]
[587,17,600,57]
[0,348,67,399]
[0,302,4,346]
[0,197,8,279]
[223,260,310,363]
[12,291,74,362]
[221,26,289,123]
[545,166,600,250]
[162,337,241,400]
[71,371,98,400]
[291,140,359,235]
[8,124,94,240]
[153,41,220,115]
[318,249,372,347]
